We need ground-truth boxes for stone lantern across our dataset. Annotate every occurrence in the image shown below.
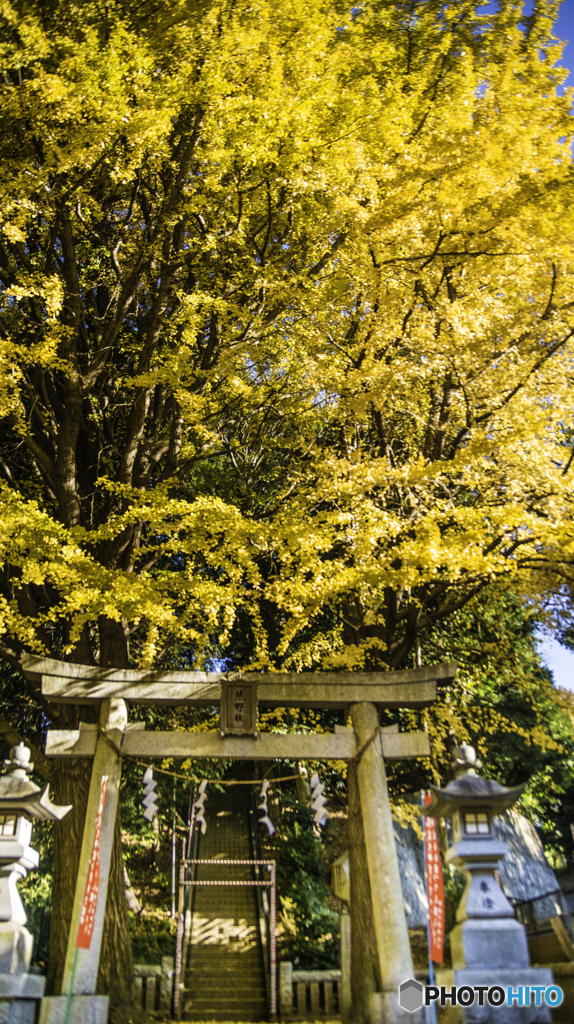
[422,744,554,1023]
[0,744,71,1023]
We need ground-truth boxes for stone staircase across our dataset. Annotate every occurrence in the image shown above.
[182,784,268,1022]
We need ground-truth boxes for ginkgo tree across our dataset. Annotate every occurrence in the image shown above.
[1,0,574,1008]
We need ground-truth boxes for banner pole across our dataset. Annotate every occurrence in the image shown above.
[422,790,438,1024]
[270,861,277,1019]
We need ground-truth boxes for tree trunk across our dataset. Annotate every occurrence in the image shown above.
[46,750,92,995]
[347,762,380,1024]
[97,808,135,1007]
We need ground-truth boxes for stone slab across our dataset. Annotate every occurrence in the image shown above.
[45,728,430,761]
[453,969,554,1023]
[40,674,441,709]
[451,918,531,971]
[0,929,33,978]
[29,654,456,709]
[39,996,108,1024]
[45,732,97,758]
[0,975,44,999]
[369,990,427,1022]
[0,1002,36,1024]
[291,969,341,982]
[22,653,456,689]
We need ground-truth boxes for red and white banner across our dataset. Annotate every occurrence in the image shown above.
[423,793,445,964]
[76,776,108,950]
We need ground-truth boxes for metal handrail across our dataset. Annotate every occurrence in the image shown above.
[250,788,273,1018]
[182,856,277,1018]
[511,887,566,936]
[173,785,199,1018]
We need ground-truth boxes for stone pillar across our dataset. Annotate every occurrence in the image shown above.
[339,913,351,1023]
[350,702,421,1024]
[279,961,293,1020]
[40,698,127,1024]
[159,956,174,1011]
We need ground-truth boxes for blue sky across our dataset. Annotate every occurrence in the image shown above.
[536,634,574,691]
[508,3,574,689]
[482,2,574,89]
[550,0,574,91]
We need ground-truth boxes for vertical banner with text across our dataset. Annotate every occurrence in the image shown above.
[423,792,445,964]
[76,775,108,950]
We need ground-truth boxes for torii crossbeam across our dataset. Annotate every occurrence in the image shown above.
[24,655,456,1024]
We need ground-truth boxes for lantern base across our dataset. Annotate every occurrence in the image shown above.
[454,968,553,1023]
[0,926,33,976]
[451,917,530,971]
[0,971,45,1024]
[39,995,108,1024]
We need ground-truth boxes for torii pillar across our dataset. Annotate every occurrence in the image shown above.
[351,702,417,1024]
[39,698,127,1024]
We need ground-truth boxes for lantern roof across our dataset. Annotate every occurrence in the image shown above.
[422,743,526,820]
[0,746,71,821]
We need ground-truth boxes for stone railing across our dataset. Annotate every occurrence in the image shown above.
[279,963,341,1019]
[134,956,174,1012]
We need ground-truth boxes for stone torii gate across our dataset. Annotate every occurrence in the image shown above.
[22,655,457,1024]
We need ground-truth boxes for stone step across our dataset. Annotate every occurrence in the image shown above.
[185,969,266,984]
[186,962,262,973]
[184,998,267,1010]
[183,1004,267,1014]
[185,966,265,981]
[186,950,261,958]
[184,1007,267,1016]
[182,779,268,1021]
[184,986,266,999]
[187,948,262,958]
[186,959,265,970]
[188,943,261,951]
[185,975,266,988]
[185,995,266,1006]
[184,1013,267,1022]
[189,945,260,953]
[186,960,262,969]
[185,987,266,999]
